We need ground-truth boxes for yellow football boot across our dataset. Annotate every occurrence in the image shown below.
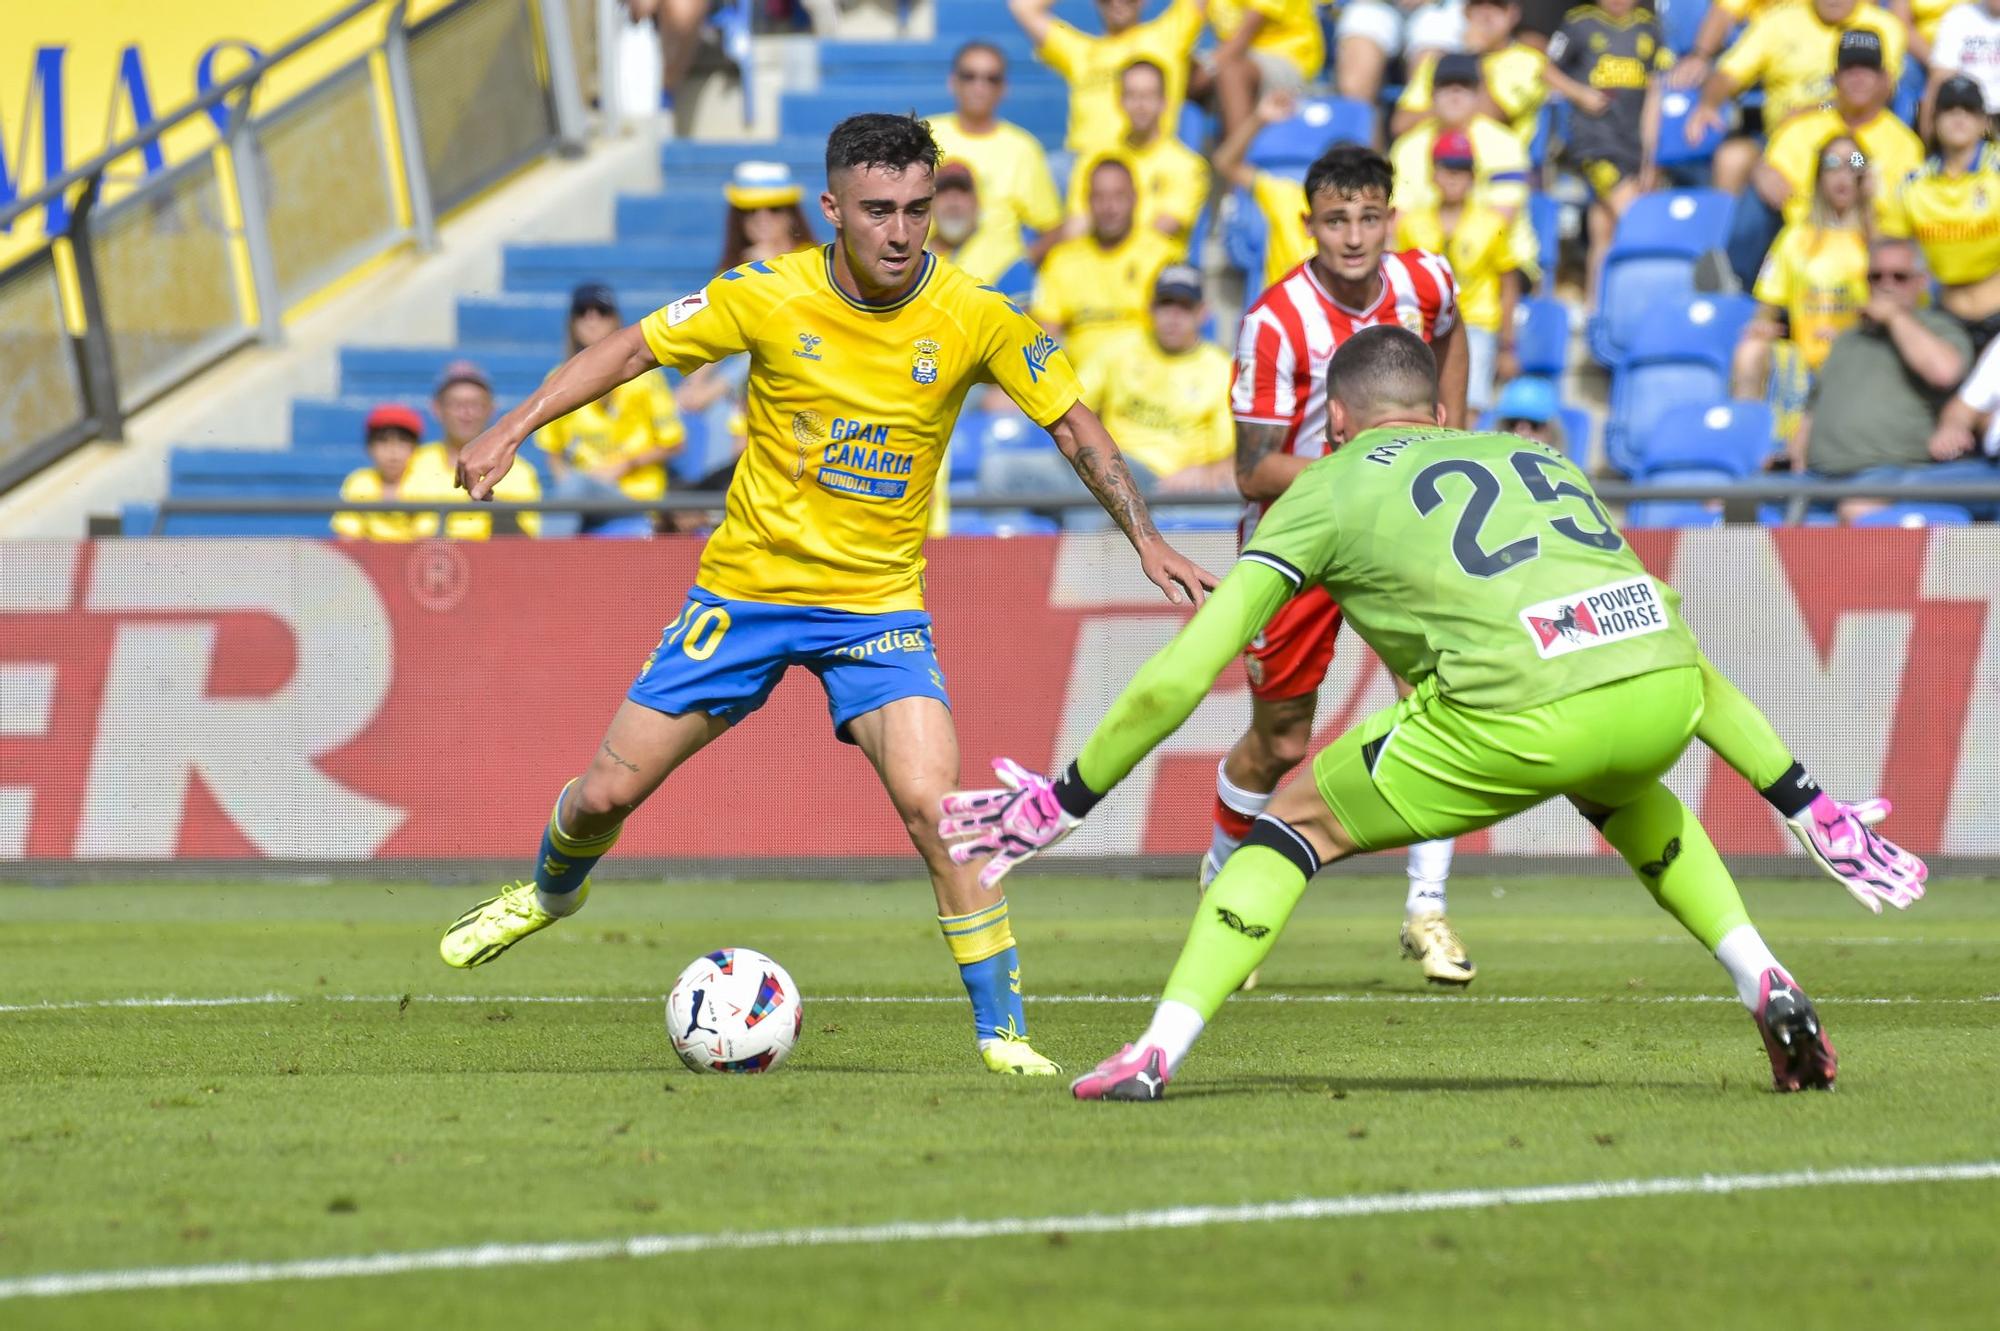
[439,880,587,968]
[979,1029,1062,1076]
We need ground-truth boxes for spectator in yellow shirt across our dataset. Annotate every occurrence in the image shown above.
[1755,32,1921,229]
[1884,76,2000,353]
[334,404,437,542]
[1077,263,1235,490]
[404,359,542,540]
[1389,54,1532,218]
[539,283,685,537]
[1396,130,1535,412]
[1203,0,1325,134]
[1734,134,1872,407]
[1212,90,1318,295]
[928,41,1066,280]
[1011,0,1208,152]
[1032,155,1180,370]
[1690,0,1906,147]
[1392,0,1549,144]
[1063,59,1213,253]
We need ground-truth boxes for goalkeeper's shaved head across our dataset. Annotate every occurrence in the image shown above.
[1326,325,1446,443]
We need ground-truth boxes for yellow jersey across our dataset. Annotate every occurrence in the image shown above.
[1077,330,1233,478]
[1716,2,1905,128]
[1395,203,1534,333]
[404,442,542,539]
[538,371,684,501]
[1881,145,2000,287]
[1208,0,1326,81]
[1398,44,1549,144]
[1249,169,1316,295]
[638,246,1083,613]
[1763,107,1923,228]
[1911,0,1958,43]
[1038,0,1206,151]
[927,113,1065,282]
[1752,221,1869,371]
[1066,138,1213,253]
[332,466,438,542]
[1030,226,1180,372]
[1389,116,1531,215]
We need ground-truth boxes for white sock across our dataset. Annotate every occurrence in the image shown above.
[1714,924,1785,1010]
[1138,999,1206,1076]
[1404,838,1454,915]
[1209,760,1272,866]
[536,886,588,918]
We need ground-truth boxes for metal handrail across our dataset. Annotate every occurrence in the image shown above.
[142,480,2000,535]
[0,0,383,233]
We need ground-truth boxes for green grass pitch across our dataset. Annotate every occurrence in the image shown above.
[3,873,1997,1329]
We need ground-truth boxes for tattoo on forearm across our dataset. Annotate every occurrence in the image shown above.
[600,741,640,773]
[1071,441,1160,544]
[1235,421,1289,488]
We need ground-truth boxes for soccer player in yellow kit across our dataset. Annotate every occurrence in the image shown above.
[438,114,1213,1076]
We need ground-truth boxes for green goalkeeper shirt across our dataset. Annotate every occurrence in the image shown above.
[1074,425,1700,795]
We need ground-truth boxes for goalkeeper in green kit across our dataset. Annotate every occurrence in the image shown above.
[940,325,1927,1101]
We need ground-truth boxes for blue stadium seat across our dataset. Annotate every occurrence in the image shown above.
[503,243,712,296]
[947,510,1062,536]
[1528,193,1560,295]
[1476,401,1595,466]
[1660,0,1712,54]
[1624,495,1727,529]
[1246,98,1373,172]
[340,347,556,399]
[1850,503,1976,528]
[169,449,353,495]
[1654,89,1727,167]
[1634,400,1774,478]
[1622,293,1753,373]
[1223,184,1273,282]
[1604,297,1756,473]
[1605,188,1732,258]
[991,258,1036,308]
[1513,297,1569,378]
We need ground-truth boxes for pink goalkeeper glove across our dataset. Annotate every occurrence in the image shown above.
[1788,794,1928,914]
[939,758,1081,889]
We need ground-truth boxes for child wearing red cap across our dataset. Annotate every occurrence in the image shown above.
[333,404,437,542]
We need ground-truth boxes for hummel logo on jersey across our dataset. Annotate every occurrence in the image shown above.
[1520,577,1668,659]
[793,332,824,361]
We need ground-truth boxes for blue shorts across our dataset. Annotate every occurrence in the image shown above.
[628,587,951,742]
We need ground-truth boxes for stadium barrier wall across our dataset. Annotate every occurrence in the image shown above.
[1,529,1995,867]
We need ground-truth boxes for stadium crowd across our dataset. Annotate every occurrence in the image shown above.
[332,0,2000,540]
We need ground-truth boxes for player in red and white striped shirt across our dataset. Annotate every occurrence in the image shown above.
[1206,145,1479,987]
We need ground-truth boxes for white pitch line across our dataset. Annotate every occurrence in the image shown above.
[2,991,1997,1015]
[2,1161,1995,1303]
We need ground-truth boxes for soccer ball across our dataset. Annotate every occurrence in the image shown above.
[665,948,802,1074]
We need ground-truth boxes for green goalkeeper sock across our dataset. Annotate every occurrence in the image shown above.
[1596,780,1751,951]
[1160,840,1311,1021]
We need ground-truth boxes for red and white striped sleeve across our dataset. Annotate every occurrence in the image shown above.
[1230,299,1298,426]
[1420,250,1459,340]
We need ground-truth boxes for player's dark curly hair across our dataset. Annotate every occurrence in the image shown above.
[1327,325,1437,420]
[1302,144,1395,208]
[825,113,941,182]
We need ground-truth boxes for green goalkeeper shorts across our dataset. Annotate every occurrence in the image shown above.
[1312,665,1706,852]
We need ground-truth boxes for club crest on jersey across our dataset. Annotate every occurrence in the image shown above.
[912,337,940,384]
[1398,305,1425,335]
[1519,577,1669,659]
[794,332,824,362]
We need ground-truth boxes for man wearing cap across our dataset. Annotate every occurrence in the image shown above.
[1388,52,1532,218]
[1397,129,1537,411]
[1492,374,1568,451]
[928,41,1064,281]
[1690,0,1905,146]
[1926,0,2000,136]
[1077,264,1234,490]
[1062,59,1212,254]
[333,404,436,542]
[404,359,543,539]
[1756,32,1922,230]
[1033,154,1179,371]
[539,283,686,537]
